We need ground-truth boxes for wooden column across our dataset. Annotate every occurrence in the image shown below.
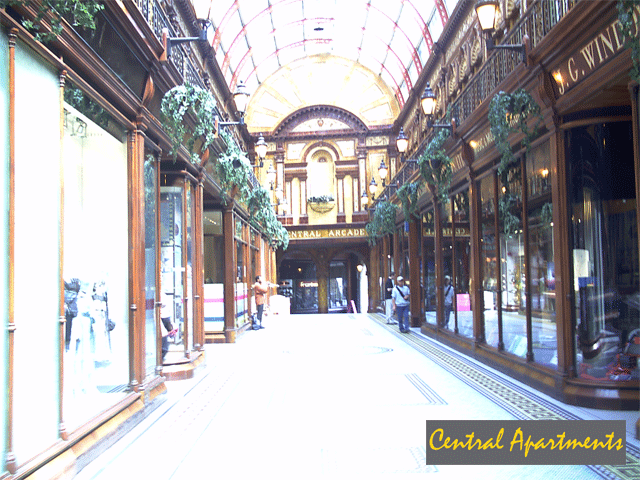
[409,218,422,327]
[5,28,17,475]
[316,250,329,314]
[552,120,574,378]
[128,125,146,390]
[469,173,485,344]
[223,207,236,342]
[494,174,504,351]
[193,173,204,350]
[434,202,444,328]
[58,69,68,441]
[368,242,379,313]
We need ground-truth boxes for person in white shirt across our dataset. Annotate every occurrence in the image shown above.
[392,275,411,333]
[443,275,454,328]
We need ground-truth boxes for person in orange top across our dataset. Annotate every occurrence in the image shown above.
[252,275,276,329]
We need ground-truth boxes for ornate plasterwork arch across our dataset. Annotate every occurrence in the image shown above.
[273,105,369,137]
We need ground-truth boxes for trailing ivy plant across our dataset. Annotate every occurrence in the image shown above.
[160,82,217,164]
[617,0,640,84]
[417,128,453,206]
[365,200,398,246]
[489,89,541,236]
[213,130,253,202]
[1,0,103,42]
[307,195,334,203]
[488,89,542,177]
[396,181,421,222]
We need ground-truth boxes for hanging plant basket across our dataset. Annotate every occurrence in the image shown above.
[161,83,217,163]
[307,195,335,213]
[308,200,335,214]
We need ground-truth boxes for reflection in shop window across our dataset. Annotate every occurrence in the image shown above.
[62,91,129,431]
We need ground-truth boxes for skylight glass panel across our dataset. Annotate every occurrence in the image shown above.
[427,8,444,42]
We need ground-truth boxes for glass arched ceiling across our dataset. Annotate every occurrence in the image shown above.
[192,0,461,108]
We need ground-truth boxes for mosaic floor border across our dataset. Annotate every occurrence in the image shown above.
[370,313,640,480]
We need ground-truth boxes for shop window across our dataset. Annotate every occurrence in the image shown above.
[480,175,499,347]
[423,210,437,325]
[160,186,186,359]
[62,88,129,431]
[567,122,639,382]
[144,155,158,377]
[203,211,224,333]
[526,141,557,369]
[453,191,472,338]
[500,161,527,358]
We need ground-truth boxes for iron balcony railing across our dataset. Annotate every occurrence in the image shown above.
[383,0,578,206]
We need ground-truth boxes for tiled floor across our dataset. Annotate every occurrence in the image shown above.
[75,313,640,479]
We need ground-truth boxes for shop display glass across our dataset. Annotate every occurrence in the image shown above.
[500,161,527,358]
[144,156,158,377]
[203,211,224,333]
[453,191,472,338]
[61,86,129,431]
[423,210,437,325]
[160,186,185,358]
[526,141,557,369]
[480,175,499,347]
[567,122,639,382]
[12,39,61,464]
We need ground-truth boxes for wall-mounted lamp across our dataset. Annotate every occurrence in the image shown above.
[421,84,456,132]
[378,159,388,187]
[474,0,529,63]
[356,264,364,273]
[396,127,408,155]
[216,81,251,128]
[361,190,368,206]
[255,134,267,167]
[368,178,378,201]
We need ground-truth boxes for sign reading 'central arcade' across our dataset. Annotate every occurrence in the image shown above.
[287,227,367,240]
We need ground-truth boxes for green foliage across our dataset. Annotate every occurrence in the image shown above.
[213,129,253,202]
[488,89,542,177]
[617,0,640,84]
[396,181,421,222]
[160,83,217,162]
[307,195,334,203]
[1,0,103,42]
[365,200,397,245]
[489,89,542,236]
[417,128,452,206]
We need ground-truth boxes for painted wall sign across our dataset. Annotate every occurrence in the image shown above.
[552,5,639,96]
[287,227,367,240]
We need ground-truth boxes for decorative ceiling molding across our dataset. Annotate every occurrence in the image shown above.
[273,105,369,137]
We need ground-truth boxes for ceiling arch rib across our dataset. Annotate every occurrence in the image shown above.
[194,0,453,110]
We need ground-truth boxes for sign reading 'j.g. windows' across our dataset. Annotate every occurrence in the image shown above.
[426,420,626,465]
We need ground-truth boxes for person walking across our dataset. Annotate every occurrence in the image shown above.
[392,275,411,333]
[443,275,455,328]
[252,275,276,329]
[384,274,395,324]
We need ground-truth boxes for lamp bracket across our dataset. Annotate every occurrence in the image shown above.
[161,23,209,60]
[486,34,530,64]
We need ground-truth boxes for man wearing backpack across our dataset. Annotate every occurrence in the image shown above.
[392,276,411,333]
